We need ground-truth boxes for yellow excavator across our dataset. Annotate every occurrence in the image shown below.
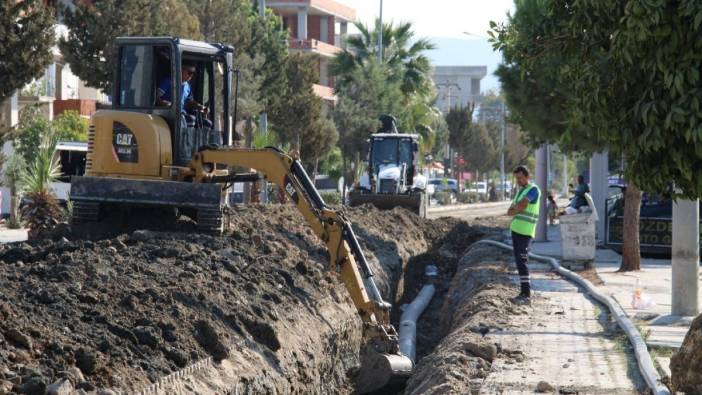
[69,37,412,393]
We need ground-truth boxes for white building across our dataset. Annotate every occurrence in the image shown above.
[432,66,488,113]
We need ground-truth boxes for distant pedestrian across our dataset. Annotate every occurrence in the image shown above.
[547,193,558,225]
[568,175,589,211]
[507,165,541,303]
[488,184,497,202]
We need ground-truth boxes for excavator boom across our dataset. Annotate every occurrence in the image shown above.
[191,148,413,392]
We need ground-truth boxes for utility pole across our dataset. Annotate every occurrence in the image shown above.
[534,144,549,242]
[500,99,506,200]
[257,0,268,203]
[589,151,608,241]
[435,82,460,177]
[562,154,568,197]
[378,0,383,63]
[672,198,700,316]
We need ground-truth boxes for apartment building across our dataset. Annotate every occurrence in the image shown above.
[432,66,488,113]
[266,0,356,103]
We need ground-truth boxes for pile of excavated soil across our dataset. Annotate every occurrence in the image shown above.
[671,314,702,394]
[404,243,523,395]
[0,204,488,395]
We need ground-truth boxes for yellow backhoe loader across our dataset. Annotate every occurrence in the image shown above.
[69,37,412,393]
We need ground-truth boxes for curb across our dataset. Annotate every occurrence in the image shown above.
[476,239,670,395]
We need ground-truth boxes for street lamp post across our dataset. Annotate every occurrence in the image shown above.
[463,31,507,200]
[378,0,383,63]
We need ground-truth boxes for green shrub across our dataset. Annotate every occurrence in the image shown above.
[53,110,89,141]
[434,191,453,205]
[457,191,481,204]
[320,191,341,205]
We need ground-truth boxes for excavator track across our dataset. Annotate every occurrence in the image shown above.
[196,207,224,234]
[71,200,100,224]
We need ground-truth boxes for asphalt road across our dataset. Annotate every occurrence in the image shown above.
[427,198,571,221]
[427,201,512,220]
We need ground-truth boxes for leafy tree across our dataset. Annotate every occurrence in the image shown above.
[465,123,497,175]
[504,124,531,173]
[15,106,53,166]
[185,0,288,123]
[274,53,322,152]
[446,105,497,178]
[59,0,201,93]
[330,19,438,154]
[331,19,435,98]
[301,117,339,176]
[333,59,405,186]
[0,1,55,103]
[445,104,473,155]
[491,0,642,270]
[53,111,89,142]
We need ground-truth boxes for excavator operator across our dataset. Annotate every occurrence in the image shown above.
[156,61,212,128]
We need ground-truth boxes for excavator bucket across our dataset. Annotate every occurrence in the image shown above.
[349,191,426,218]
[355,347,413,394]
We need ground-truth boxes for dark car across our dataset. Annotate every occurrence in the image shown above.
[605,186,683,255]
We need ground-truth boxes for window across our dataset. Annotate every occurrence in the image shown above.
[398,139,413,165]
[372,138,398,166]
[119,45,157,108]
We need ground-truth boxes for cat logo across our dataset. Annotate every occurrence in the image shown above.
[115,133,134,146]
[112,121,139,163]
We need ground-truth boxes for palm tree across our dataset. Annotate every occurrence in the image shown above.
[330,19,436,99]
[19,131,62,239]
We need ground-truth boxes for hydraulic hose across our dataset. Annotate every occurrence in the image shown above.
[476,239,670,395]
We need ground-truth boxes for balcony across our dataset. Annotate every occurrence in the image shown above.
[313,84,337,103]
[267,0,356,21]
[289,38,342,57]
[53,99,97,118]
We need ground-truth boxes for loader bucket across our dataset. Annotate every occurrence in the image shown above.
[354,347,413,394]
[349,191,426,218]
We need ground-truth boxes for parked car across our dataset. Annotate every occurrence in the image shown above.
[495,181,512,197]
[606,186,684,255]
[428,178,458,196]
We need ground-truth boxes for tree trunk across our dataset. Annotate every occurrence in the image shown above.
[342,154,348,205]
[9,184,16,225]
[620,182,642,271]
[243,118,254,204]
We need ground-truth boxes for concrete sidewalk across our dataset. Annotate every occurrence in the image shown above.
[530,224,699,378]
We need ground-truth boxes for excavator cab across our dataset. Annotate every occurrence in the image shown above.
[113,37,234,165]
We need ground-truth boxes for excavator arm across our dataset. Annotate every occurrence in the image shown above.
[190,147,412,392]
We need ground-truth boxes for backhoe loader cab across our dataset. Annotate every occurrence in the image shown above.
[350,115,428,217]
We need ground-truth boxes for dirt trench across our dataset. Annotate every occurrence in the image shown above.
[402,242,522,394]
[0,205,493,395]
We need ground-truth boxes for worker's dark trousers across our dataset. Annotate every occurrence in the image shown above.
[511,231,532,297]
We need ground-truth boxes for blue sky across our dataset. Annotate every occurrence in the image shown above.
[345,0,514,92]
